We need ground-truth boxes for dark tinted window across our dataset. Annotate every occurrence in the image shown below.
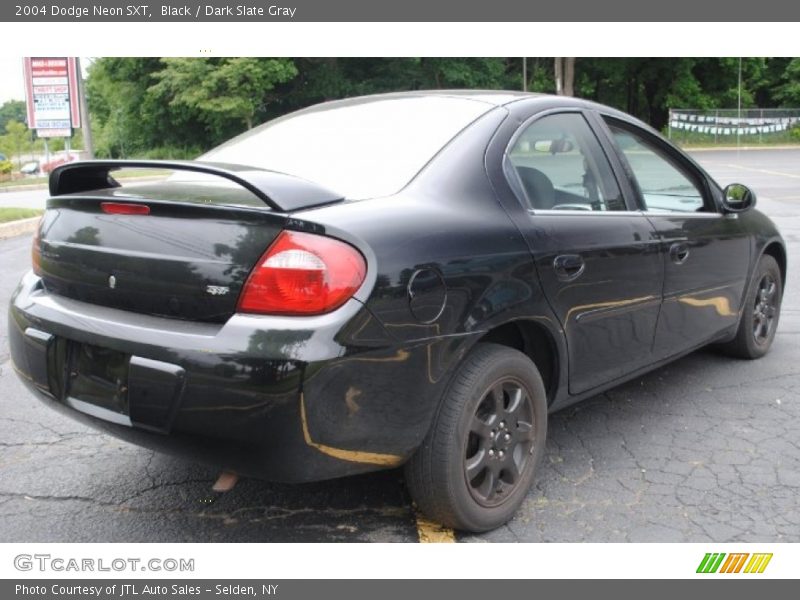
[506,113,625,212]
[606,121,707,213]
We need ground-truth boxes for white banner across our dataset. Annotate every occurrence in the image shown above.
[670,120,791,134]
[0,543,795,579]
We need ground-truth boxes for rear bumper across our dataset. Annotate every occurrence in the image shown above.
[8,272,454,482]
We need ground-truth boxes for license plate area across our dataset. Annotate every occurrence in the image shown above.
[67,341,130,417]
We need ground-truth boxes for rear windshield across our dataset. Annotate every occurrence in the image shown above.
[200,96,493,199]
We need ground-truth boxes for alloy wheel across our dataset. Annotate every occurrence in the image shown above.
[464,378,536,507]
[753,273,778,345]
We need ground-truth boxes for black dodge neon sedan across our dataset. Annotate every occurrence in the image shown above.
[9,91,785,532]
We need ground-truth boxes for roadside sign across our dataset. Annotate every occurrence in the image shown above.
[23,57,81,138]
[36,128,73,138]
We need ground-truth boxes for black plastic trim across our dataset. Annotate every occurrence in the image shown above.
[49,160,345,212]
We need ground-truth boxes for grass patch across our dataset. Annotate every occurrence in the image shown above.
[0,207,43,223]
[115,168,173,179]
[0,176,47,189]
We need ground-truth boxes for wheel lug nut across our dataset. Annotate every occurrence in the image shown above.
[498,450,505,458]
[499,421,506,429]
[504,433,511,441]
[488,449,495,457]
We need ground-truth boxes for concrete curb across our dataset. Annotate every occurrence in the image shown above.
[0,216,40,240]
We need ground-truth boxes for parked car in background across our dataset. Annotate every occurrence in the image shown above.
[10,92,786,532]
[20,161,41,176]
[41,154,76,174]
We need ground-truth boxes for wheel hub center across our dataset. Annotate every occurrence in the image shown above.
[491,423,514,453]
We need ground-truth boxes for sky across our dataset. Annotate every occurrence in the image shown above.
[0,57,92,105]
[0,58,25,104]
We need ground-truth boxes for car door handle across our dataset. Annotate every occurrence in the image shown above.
[669,242,690,265]
[553,254,585,281]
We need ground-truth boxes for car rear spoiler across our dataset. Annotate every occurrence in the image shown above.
[48,160,344,212]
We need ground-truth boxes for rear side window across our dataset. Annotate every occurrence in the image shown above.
[605,120,708,213]
[505,113,625,212]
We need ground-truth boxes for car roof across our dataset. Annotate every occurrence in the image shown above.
[351,90,540,106]
[308,89,648,107]
[296,90,632,117]
[306,90,540,108]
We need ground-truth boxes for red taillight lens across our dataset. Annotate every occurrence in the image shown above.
[101,202,150,215]
[32,218,43,276]
[238,230,367,315]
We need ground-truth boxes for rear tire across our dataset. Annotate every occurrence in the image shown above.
[722,254,782,359]
[405,343,548,532]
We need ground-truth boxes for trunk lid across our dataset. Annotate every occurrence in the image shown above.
[38,183,288,322]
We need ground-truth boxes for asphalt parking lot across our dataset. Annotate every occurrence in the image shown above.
[1,148,798,543]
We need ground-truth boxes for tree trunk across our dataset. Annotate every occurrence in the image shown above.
[554,58,576,96]
[564,58,575,96]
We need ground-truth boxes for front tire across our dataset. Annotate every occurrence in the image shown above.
[723,254,782,359]
[405,343,548,532]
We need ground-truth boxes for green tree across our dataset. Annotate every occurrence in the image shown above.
[86,57,206,158]
[150,58,298,131]
[0,100,27,133]
[570,58,774,130]
[419,58,512,89]
[774,58,800,106]
[3,120,31,168]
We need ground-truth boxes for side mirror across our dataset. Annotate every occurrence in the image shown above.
[721,183,756,213]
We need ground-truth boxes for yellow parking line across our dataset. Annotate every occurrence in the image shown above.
[414,512,456,543]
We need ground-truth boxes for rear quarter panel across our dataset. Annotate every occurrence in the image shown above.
[292,107,564,457]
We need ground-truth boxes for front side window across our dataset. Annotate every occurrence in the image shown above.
[605,121,708,213]
[505,113,625,212]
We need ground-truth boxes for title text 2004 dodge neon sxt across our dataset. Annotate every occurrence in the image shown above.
[9,92,785,531]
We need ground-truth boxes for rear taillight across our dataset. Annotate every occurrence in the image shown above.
[32,218,43,276]
[238,230,367,315]
[101,202,150,215]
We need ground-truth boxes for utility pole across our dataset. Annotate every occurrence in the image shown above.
[737,57,742,153]
[522,57,527,92]
[75,57,94,159]
[555,58,563,95]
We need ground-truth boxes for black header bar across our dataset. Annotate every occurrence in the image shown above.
[2,0,799,22]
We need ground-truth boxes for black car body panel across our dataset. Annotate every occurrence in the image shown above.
[9,91,786,483]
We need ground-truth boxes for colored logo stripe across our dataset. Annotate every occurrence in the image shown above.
[696,553,773,574]
[697,553,726,573]
[744,553,773,574]
[719,553,749,573]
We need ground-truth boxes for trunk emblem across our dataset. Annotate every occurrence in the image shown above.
[108,275,116,289]
[206,285,230,296]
